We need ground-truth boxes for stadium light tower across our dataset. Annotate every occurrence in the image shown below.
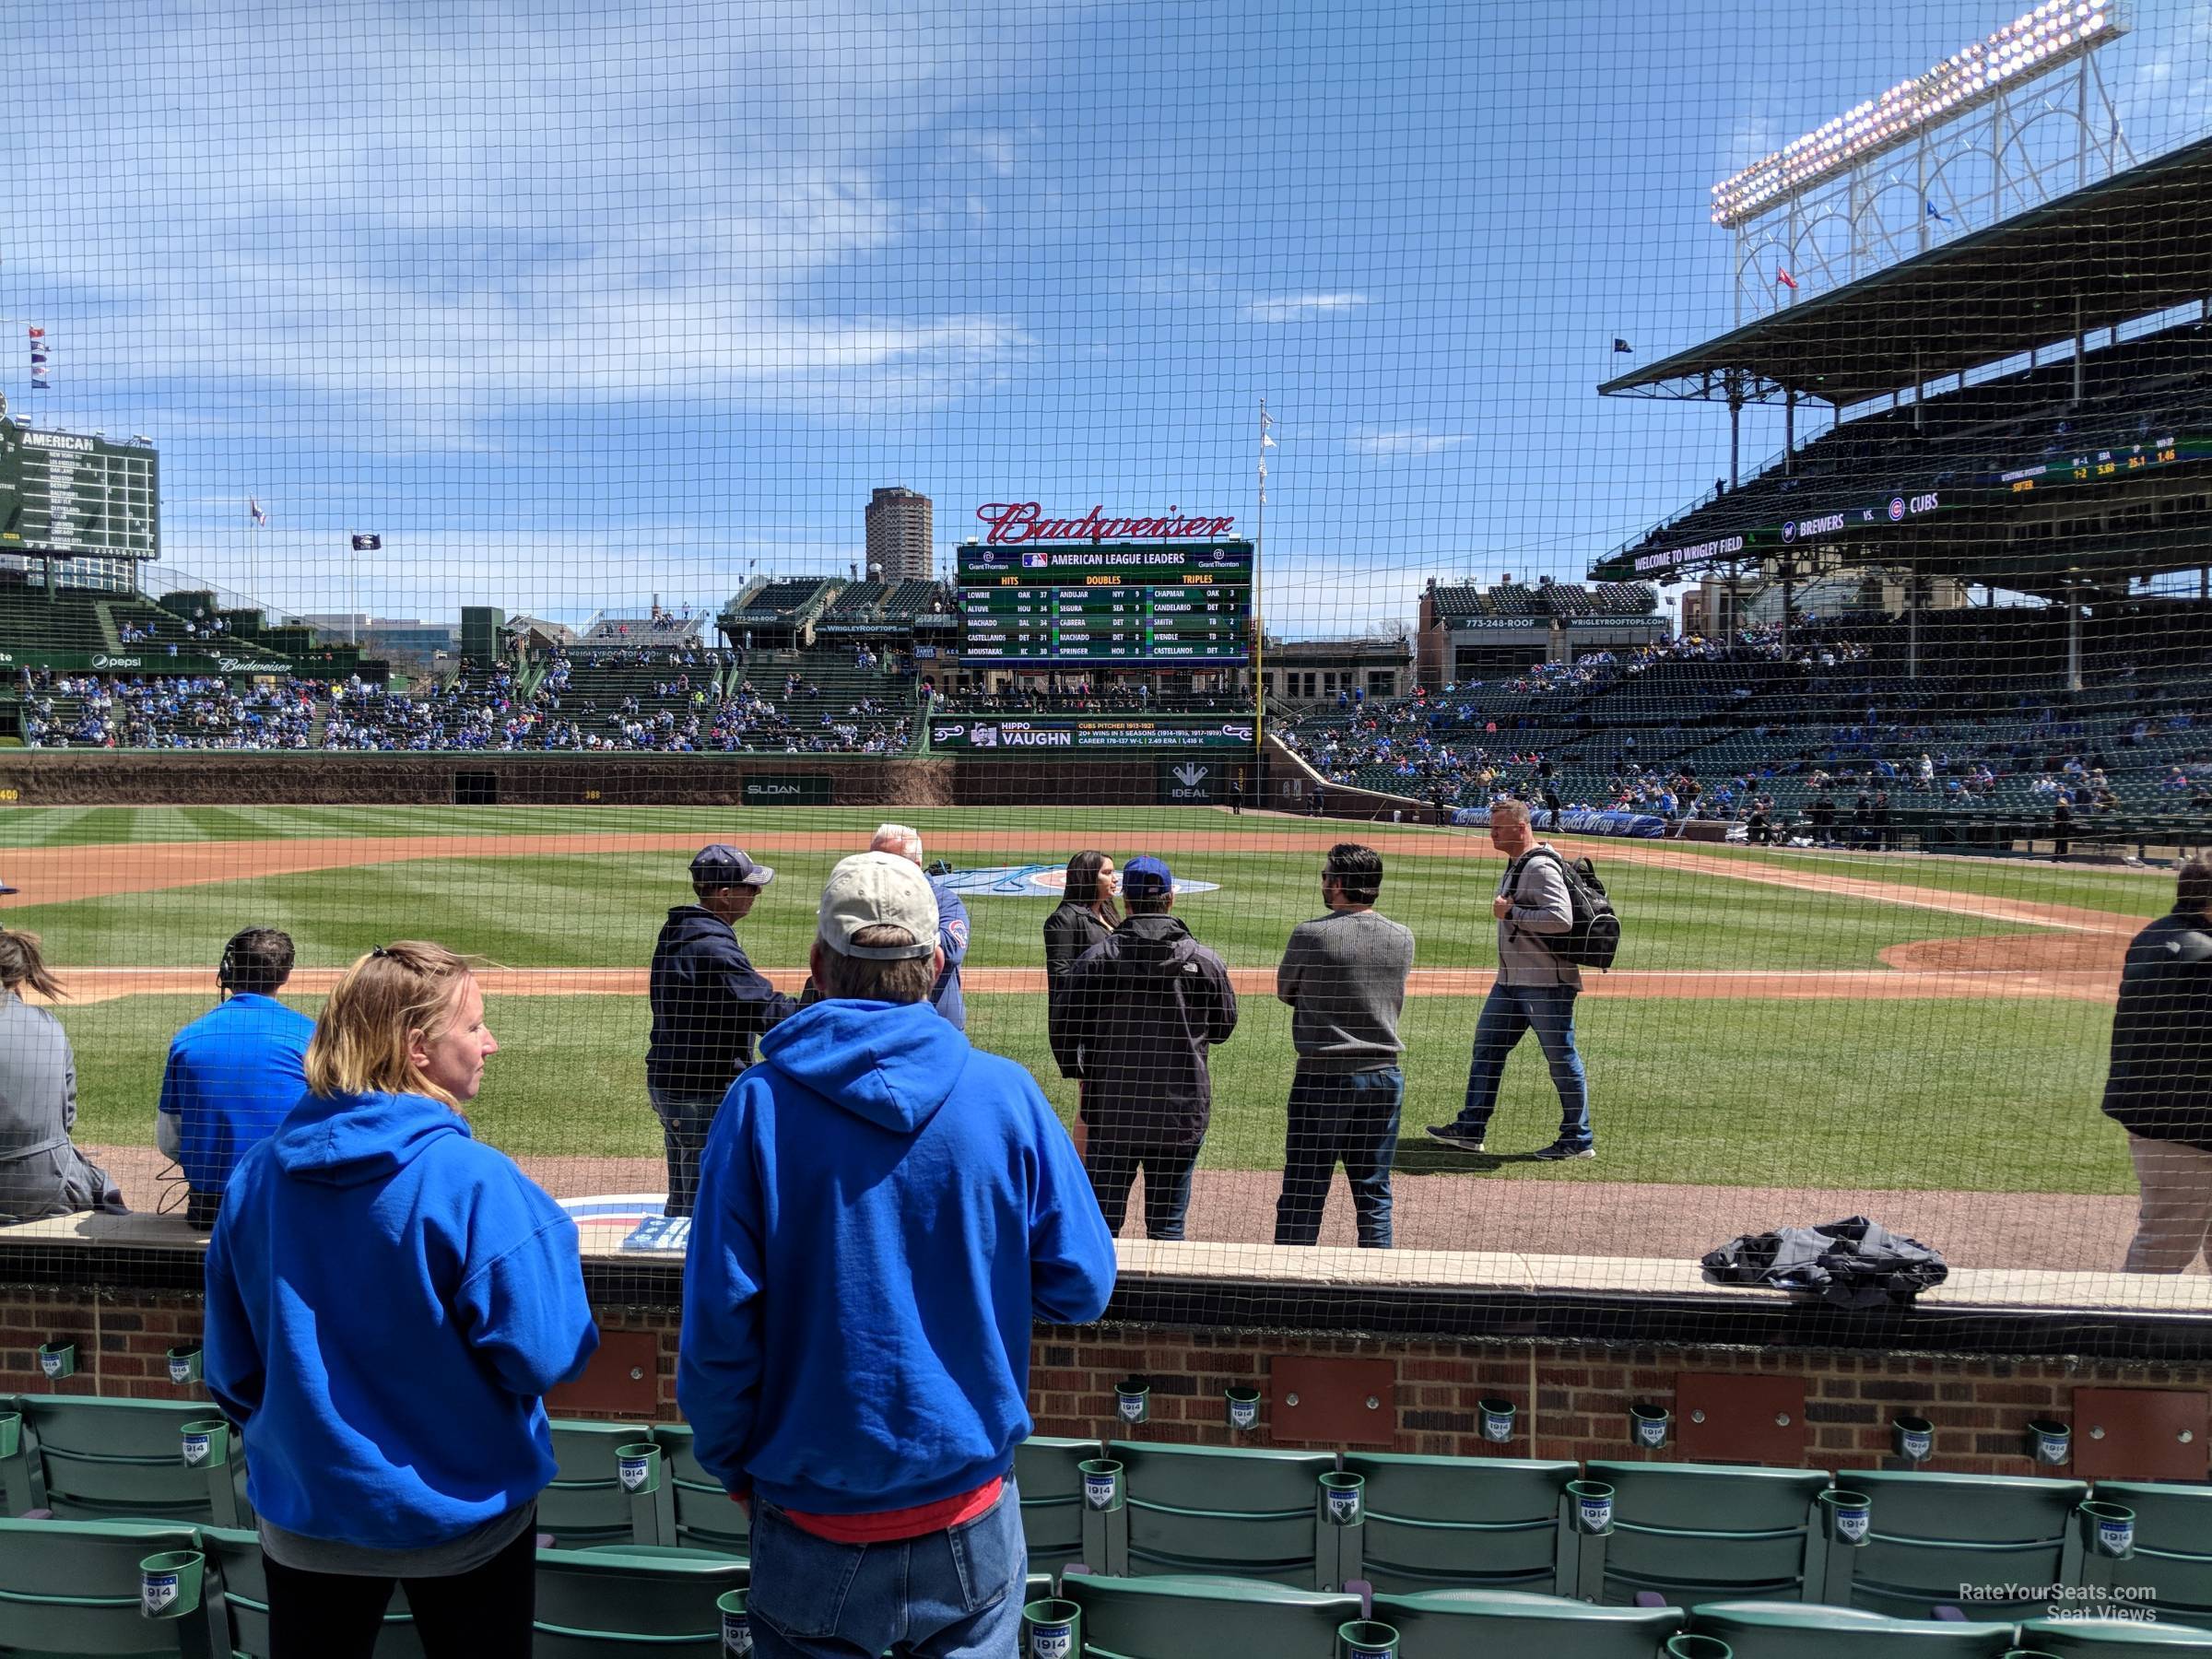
[1712,1,2133,325]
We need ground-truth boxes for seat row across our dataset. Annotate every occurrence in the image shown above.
[1012,1438,2212,1630]
[1049,1572,2212,1657]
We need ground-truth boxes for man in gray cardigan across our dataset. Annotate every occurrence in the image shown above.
[1427,798,1594,1159]
[1274,843,1415,1246]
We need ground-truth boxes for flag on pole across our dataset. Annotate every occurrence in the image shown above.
[1775,266,1799,291]
[249,497,267,527]
[351,534,382,551]
[1924,199,1951,224]
[1613,338,1633,353]
[28,326,49,388]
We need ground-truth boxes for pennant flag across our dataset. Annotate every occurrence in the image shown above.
[26,327,43,339]
[1613,337,1633,353]
[1776,266,1799,290]
[249,497,267,527]
[351,533,382,552]
[28,326,50,388]
[1261,431,1277,447]
[1925,199,1951,224]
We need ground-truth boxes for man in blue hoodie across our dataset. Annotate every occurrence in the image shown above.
[647,844,800,1217]
[155,928,314,1230]
[679,851,1116,1659]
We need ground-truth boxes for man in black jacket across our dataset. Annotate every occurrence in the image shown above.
[646,844,799,1218]
[2103,857,2212,1271]
[1048,855,1236,1240]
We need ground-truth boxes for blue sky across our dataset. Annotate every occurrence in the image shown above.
[6,0,2207,634]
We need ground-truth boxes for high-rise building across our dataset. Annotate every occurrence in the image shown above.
[865,487,934,583]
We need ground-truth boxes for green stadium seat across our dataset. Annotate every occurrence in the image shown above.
[532,1545,750,1658]
[1110,1441,1335,1586]
[0,1514,206,1656]
[1371,1587,1685,1655]
[1061,1570,1360,1658]
[1836,1467,2088,1622]
[2013,1618,2212,1653]
[198,1524,426,1658]
[542,1421,649,1549]
[1685,1598,2020,1655]
[1341,1453,1577,1594]
[2091,1482,2212,1630]
[1580,1459,1830,1607]
[1014,1436,1101,1582]
[8,1395,249,1526]
[652,1424,751,1557]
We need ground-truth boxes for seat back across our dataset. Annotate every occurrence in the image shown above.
[1372,1588,1684,1657]
[1344,1454,1575,1594]
[1584,1460,1830,1607]
[1112,1441,1335,1585]
[543,1421,645,1548]
[2014,1616,2212,1653]
[1687,1598,2021,1656]
[1838,1468,2088,1621]
[0,1514,202,1656]
[2094,1481,2212,1629]
[15,1395,244,1525]
[1014,1437,1101,1581]
[532,1547,750,1659]
[653,1424,751,1556]
[1062,1571,1359,1659]
[199,1525,426,1658]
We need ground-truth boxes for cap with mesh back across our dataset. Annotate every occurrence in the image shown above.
[818,852,938,959]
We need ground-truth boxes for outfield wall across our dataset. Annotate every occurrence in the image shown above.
[6,1218,2209,1480]
[0,751,1206,808]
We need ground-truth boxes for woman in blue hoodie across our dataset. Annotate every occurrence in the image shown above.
[205,941,599,1659]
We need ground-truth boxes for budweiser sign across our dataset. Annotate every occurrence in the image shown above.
[975,502,1235,545]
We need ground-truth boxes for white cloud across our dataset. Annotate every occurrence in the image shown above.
[1245,293,1369,324]
[1347,429,1470,458]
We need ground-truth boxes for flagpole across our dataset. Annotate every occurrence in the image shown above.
[1253,398,1269,774]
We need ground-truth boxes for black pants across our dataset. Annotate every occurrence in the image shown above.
[263,1511,537,1659]
[1086,1138,1198,1240]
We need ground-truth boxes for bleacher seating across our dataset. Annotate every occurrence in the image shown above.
[10,1417,2212,1655]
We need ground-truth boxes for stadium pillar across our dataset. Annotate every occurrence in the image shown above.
[1906,575,1920,681]
[2073,299,2086,406]
[1727,376,1741,489]
[2067,589,2084,693]
[1783,392,1794,473]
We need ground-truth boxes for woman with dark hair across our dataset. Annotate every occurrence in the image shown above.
[204,942,597,1658]
[1044,852,1119,1152]
[0,927,126,1223]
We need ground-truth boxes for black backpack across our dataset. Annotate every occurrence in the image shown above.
[1511,846,1622,971]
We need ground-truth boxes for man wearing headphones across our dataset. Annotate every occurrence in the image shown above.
[156,929,315,1230]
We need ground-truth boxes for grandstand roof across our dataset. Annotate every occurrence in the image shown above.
[1599,135,2212,407]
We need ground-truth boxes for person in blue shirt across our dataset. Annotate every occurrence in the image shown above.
[205,940,597,1659]
[679,853,1113,1659]
[869,822,970,1029]
[156,928,314,1230]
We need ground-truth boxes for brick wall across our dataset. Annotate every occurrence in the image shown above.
[7,1284,2206,1481]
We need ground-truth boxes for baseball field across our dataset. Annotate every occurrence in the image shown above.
[0,802,2173,1268]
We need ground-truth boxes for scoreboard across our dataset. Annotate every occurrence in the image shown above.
[0,418,160,560]
[957,541,1252,665]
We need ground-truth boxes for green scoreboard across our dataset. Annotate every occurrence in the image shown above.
[956,541,1252,665]
[0,418,159,560]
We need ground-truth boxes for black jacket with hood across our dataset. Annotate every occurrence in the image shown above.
[646,905,800,1096]
[1047,912,1237,1147]
[2101,907,2212,1152]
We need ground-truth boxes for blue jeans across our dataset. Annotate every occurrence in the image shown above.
[1456,983,1591,1147]
[747,1479,1026,1659]
[647,1087,724,1218]
[1276,1066,1404,1248]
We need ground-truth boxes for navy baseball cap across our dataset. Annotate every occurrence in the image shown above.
[1122,854,1173,898]
[689,844,774,888]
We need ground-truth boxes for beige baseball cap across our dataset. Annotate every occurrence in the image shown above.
[818,852,938,959]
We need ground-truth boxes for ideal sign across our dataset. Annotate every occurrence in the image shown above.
[974,502,1235,545]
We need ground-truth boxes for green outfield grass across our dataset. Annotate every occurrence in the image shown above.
[64,990,2129,1196]
[2,844,2038,971]
[1694,842,2174,919]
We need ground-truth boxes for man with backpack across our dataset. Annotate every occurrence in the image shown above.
[1428,799,1596,1160]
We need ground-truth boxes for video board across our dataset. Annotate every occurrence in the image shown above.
[956,541,1252,665]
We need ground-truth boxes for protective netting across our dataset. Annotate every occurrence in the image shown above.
[0,0,2208,1354]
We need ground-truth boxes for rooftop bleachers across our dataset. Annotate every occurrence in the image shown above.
[734,578,834,619]
[821,580,888,616]
[880,578,950,618]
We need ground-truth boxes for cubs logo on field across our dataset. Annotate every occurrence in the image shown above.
[559,1194,693,1253]
[930,864,1220,899]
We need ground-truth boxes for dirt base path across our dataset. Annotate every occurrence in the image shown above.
[81,1141,2160,1273]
